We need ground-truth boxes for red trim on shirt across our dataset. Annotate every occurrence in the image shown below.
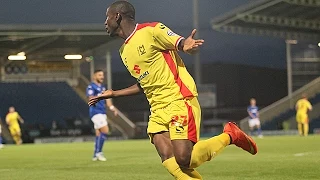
[175,37,184,51]
[162,50,193,98]
[125,22,159,44]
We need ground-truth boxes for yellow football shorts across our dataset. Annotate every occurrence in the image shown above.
[148,97,201,143]
[296,113,308,124]
[9,125,21,135]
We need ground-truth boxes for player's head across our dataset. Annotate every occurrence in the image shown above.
[302,93,307,99]
[250,98,256,106]
[105,1,135,37]
[93,70,104,84]
[9,106,15,113]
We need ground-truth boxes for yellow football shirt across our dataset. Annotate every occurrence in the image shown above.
[6,112,20,127]
[296,99,312,114]
[119,22,198,111]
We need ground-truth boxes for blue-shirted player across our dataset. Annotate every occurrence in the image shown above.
[86,70,117,161]
[247,98,263,138]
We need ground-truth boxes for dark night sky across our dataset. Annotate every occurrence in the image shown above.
[0,0,286,71]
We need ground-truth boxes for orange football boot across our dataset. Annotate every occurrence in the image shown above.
[223,122,258,155]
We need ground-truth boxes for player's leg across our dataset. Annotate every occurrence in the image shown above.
[98,124,109,153]
[149,111,201,180]
[172,133,230,169]
[297,123,303,136]
[9,127,18,144]
[303,115,309,136]
[248,120,255,136]
[169,98,229,169]
[15,126,22,145]
[171,98,257,170]
[255,120,263,138]
[296,114,303,136]
[91,114,108,161]
[152,132,202,180]
[92,130,100,161]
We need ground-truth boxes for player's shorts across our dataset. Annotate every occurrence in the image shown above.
[248,118,261,128]
[296,113,308,124]
[9,125,21,135]
[147,97,201,143]
[91,114,108,129]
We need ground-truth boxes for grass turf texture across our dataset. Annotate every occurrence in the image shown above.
[0,136,319,180]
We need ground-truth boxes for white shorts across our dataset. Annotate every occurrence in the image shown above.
[91,114,108,130]
[249,118,261,128]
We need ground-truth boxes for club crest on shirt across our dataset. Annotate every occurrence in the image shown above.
[88,90,94,95]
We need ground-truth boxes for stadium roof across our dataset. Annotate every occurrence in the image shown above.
[211,0,320,41]
[0,24,115,62]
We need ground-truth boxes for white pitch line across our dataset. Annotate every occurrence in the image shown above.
[294,152,312,157]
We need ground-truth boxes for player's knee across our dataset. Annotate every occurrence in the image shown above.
[99,126,109,134]
[159,153,173,162]
[175,154,191,169]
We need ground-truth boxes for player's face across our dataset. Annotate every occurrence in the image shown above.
[104,8,119,37]
[9,107,15,113]
[250,100,256,106]
[94,72,104,84]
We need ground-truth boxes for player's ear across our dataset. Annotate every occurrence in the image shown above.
[116,13,122,24]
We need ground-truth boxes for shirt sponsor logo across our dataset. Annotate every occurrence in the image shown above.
[134,65,141,74]
[137,71,149,82]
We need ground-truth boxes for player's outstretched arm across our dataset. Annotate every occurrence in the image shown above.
[18,115,24,124]
[88,83,142,106]
[179,29,204,54]
[5,116,10,126]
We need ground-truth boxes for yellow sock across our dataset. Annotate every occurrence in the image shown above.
[298,123,303,135]
[13,135,20,144]
[190,133,230,169]
[303,123,309,136]
[163,157,202,180]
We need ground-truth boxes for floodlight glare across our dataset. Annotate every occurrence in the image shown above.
[8,54,26,61]
[64,54,83,60]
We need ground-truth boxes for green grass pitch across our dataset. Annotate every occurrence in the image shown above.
[0,136,320,180]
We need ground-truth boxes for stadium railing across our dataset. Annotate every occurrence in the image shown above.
[240,76,320,131]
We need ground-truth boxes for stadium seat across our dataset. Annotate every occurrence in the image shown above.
[0,82,89,129]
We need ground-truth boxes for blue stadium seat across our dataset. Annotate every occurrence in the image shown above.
[0,82,88,129]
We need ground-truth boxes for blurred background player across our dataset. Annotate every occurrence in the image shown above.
[295,94,312,136]
[247,98,263,138]
[6,106,24,145]
[86,70,117,161]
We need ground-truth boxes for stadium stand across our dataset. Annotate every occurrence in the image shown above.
[212,0,320,133]
[0,82,88,128]
[262,92,320,130]
[240,77,320,132]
